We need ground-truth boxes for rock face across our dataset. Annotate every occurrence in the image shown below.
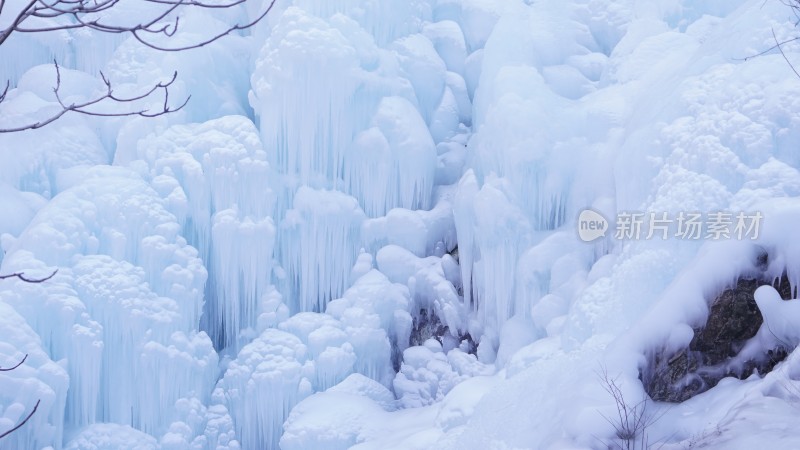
[644,275,793,403]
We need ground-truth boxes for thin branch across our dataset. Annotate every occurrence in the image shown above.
[143,0,247,9]
[0,269,58,283]
[0,354,27,372]
[773,27,800,78]
[1,0,275,49]
[734,36,800,61]
[0,354,37,439]
[0,399,40,440]
[0,0,275,131]
[0,61,188,133]
[131,0,277,51]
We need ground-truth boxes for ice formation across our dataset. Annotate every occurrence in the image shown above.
[117,115,275,350]
[5,0,800,448]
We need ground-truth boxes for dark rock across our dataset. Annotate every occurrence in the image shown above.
[643,273,793,403]
[410,308,450,348]
[448,246,459,264]
[689,278,764,365]
[407,308,477,355]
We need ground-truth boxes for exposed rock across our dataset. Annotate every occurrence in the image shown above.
[408,308,476,354]
[448,246,459,263]
[690,278,765,365]
[643,273,793,403]
[410,308,450,348]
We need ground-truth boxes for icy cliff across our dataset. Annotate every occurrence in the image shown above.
[3,0,800,449]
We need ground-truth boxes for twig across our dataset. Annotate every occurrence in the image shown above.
[0,0,276,132]
[773,28,800,78]
[0,60,188,132]
[0,355,38,440]
[0,399,40,440]
[0,269,58,283]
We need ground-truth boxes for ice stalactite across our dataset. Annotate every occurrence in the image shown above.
[282,187,365,314]
[392,34,447,126]
[514,231,591,333]
[250,8,365,190]
[0,167,213,437]
[71,255,181,428]
[210,210,276,350]
[0,301,69,450]
[0,259,103,430]
[376,244,466,338]
[120,116,274,351]
[344,96,438,217]
[217,268,413,448]
[279,313,356,392]
[288,0,431,47]
[250,6,444,219]
[0,33,70,86]
[469,64,577,231]
[453,172,533,335]
[138,332,218,437]
[218,328,313,450]
[326,270,413,386]
[453,171,480,312]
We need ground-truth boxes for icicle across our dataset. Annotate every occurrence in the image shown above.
[120,116,274,350]
[344,96,437,217]
[0,301,69,449]
[210,209,276,351]
[219,329,311,449]
[282,187,365,314]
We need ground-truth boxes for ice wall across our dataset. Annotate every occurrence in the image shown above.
[282,187,366,313]
[0,301,68,449]
[448,0,621,343]
[218,268,412,448]
[117,115,275,351]
[0,166,215,438]
[1,0,476,448]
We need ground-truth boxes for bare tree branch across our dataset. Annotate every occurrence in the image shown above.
[132,0,277,52]
[0,269,57,282]
[0,60,188,132]
[735,36,800,61]
[0,399,40,440]
[596,367,669,450]
[773,27,800,78]
[0,0,276,48]
[736,0,800,76]
[0,354,43,440]
[0,354,27,372]
[0,0,275,132]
